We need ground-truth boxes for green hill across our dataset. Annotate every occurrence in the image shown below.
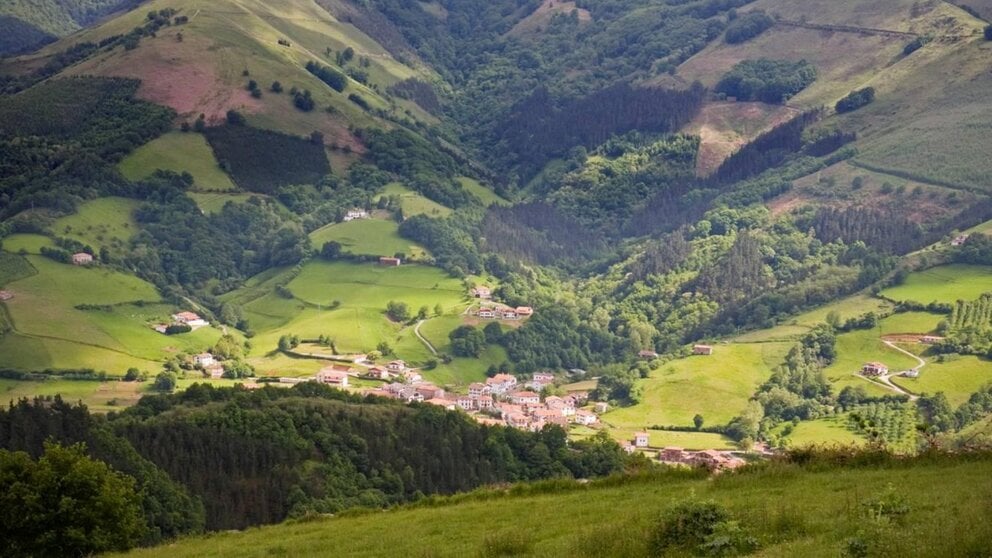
[117,453,992,558]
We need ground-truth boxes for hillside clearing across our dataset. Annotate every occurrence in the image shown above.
[880,264,992,303]
[606,342,790,429]
[118,131,237,191]
[50,197,141,251]
[309,218,428,258]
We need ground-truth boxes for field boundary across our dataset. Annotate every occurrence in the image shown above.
[774,19,919,39]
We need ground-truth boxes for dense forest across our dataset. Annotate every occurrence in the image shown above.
[0,386,632,542]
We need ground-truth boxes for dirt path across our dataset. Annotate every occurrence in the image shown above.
[414,320,438,356]
[862,340,924,401]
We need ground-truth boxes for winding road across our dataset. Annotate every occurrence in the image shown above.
[858,340,924,401]
[414,320,438,356]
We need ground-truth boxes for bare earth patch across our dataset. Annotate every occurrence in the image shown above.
[507,0,591,37]
[683,101,799,176]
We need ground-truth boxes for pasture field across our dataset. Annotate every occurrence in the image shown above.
[457,176,508,206]
[0,252,37,285]
[118,456,992,558]
[776,416,863,448]
[309,218,429,258]
[607,428,736,450]
[607,342,791,429]
[118,131,237,190]
[0,255,227,372]
[237,262,469,370]
[733,294,891,342]
[59,0,435,146]
[892,355,992,406]
[50,197,140,250]
[379,182,452,217]
[880,264,992,303]
[2,234,53,254]
[416,315,506,385]
[877,311,941,335]
[823,328,920,393]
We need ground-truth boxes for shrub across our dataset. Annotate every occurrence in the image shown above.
[271,81,283,93]
[725,11,774,44]
[305,61,347,92]
[835,87,875,113]
[348,93,370,110]
[649,500,731,554]
[903,36,930,55]
[699,521,760,557]
[715,59,817,103]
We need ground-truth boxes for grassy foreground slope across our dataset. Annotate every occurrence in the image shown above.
[119,455,992,557]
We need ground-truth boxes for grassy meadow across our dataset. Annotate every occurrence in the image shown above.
[118,131,237,190]
[457,176,508,206]
[379,182,453,217]
[117,456,992,558]
[228,261,473,376]
[606,342,790,429]
[308,218,429,259]
[0,255,225,373]
[880,264,992,303]
[50,197,141,250]
[2,234,54,255]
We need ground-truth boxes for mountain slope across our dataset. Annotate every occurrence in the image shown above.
[117,454,992,557]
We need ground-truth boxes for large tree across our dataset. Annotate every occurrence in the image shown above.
[0,442,147,557]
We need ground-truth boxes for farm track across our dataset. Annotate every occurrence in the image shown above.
[414,320,437,356]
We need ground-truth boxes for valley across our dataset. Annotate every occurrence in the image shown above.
[2,0,992,555]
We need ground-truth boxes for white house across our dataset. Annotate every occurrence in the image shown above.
[316,369,350,387]
[633,432,650,448]
[573,410,598,426]
[194,353,216,367]
[468,382,491,397]
[343,209,368,221]
[486,373,517,394]
[387,360,407,372]
[510,391,540,405]
[71,252,94,265]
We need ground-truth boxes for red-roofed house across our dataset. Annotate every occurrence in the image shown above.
[379,256,401,266]
[477,307,496,319]
[693,344,713,356]
[387,360,407,372]
[515,306,534,316]
[316,369,349,387]
[861,362,888,376]
[71,252,93,265]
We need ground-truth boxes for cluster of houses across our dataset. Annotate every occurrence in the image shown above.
[475,304,534,321]
[153,311,209,333]
[360,370,601,431]
[193,352,228,379]
[657,446,747,471]
[72,252,94,265]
